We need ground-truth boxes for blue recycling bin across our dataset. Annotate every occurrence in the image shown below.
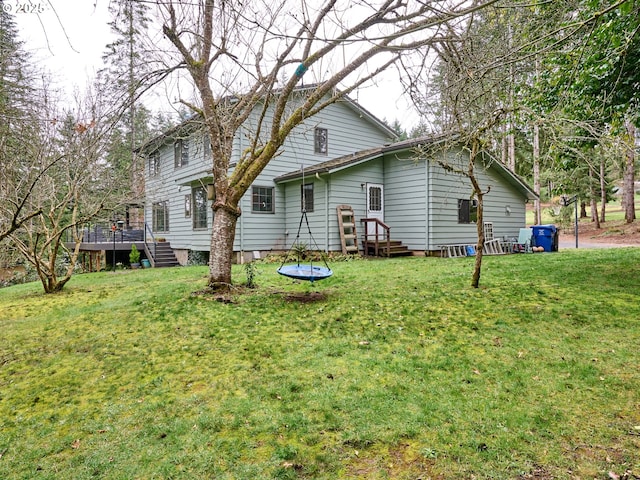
[531,224,558,252]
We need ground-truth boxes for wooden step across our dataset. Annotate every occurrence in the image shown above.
[145,241,180,267]
[363,240,412,257]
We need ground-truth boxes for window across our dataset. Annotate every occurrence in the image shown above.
[301,183,314,212]
[314,127,328,155]
[458,198,478,224]
[203,134,211,158]
[184,195,191,218]
[368,186,382,212]
[174,139,189,168]
[148,153,159,177]
[252,186,274,213]
[192,186,208,229]
[152,201,169,232]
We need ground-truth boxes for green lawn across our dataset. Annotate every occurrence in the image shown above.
[527,197,638,226]
[1,250,639,479]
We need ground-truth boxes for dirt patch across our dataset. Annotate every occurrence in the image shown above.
[517,465,556,480]
[344,442,443,479]
[558,220,640,247]
[190,285,246,303]
[282,292,327,303]
[0,266,25,282]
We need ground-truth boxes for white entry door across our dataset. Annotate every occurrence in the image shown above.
[366,183,384,236]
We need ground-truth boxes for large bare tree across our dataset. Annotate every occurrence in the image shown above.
[402,6,522,288]
[7,86,131,293]
[152,0,501,290]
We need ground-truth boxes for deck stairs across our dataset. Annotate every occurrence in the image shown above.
[362,239,412,257]
[145,241,180,268]
[359,216,412,258]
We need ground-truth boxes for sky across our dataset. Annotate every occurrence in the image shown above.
[13,1,114,92]
[12,0,420,130]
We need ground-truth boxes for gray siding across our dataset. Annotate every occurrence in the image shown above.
[383,153,428,250]
[144,96,394,254]
[144,133,213,251]
[325,160,384,252]
[144,97,531,257]
[279,159,384,253]
[428,151,527,249]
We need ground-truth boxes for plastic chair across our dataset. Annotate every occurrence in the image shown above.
[514,228,533,253]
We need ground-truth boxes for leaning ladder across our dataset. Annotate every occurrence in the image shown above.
[336,205,359,255]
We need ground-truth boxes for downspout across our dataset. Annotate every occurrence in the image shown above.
[238,125,244,263]
[425,158,430,252]
[316,172,329,252]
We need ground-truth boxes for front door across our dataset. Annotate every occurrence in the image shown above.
[366,183,384,236]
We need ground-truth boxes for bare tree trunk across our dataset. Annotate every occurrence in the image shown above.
[468,138,485,289]
[590,199,600,228]
[589,167,600,228]
[623,121,636,223]
[508,126,515,172]
[208,206,239,288]
[580,201,587,218]
[533,122,541,225]
[473,194,484,289]
[507,25,515,173]
[502,126,508,166]
[600,156,606,223]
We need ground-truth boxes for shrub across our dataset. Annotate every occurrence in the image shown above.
[129,244,141,264]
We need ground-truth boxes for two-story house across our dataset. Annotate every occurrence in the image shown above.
[139,89,536,265]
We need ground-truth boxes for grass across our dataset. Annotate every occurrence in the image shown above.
[527,197,638,226]
[1,250,639,479]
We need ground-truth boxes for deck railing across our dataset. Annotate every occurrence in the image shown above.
[360,218,391,257]
[144,223,157,266]
[66,221,145,244]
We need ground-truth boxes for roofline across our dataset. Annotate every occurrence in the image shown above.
[135,85,397,155]
[275,133,538,201]
[339,94,397,138]
[483,154,538,200]
[274,134,454,183]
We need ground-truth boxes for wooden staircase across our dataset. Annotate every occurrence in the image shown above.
[145,241,180,268]
[360,217,412,258]
[362,239,412,257]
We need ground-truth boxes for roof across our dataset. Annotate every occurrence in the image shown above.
[135,85,396,154]
[274,134,537,201]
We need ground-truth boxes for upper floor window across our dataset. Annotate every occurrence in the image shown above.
[252,186,274,213]
[301,183,314,212]
[314,127,328,155]
[192,186,208,229]
[174,139,189,168]
[148,153,159,177]
[458,198,478,224]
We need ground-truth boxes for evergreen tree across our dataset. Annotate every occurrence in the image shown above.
[100,0,154,224]
[0,7,41,249]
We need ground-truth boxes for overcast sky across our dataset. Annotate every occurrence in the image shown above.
[12,0,419,129]
[14,1,113,91]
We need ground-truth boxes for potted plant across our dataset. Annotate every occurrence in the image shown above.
[129,244,141,269]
